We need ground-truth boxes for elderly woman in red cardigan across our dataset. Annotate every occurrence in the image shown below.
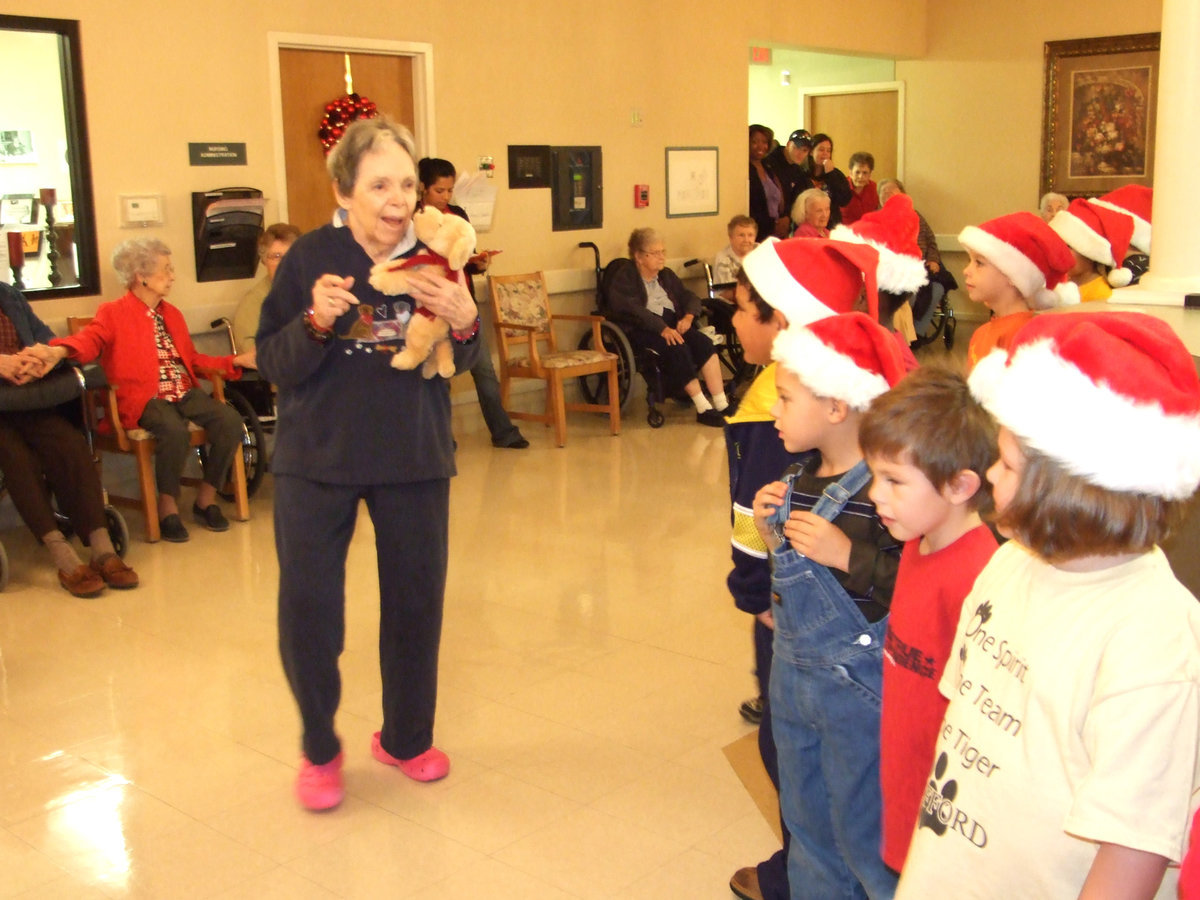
[27,238,255,542]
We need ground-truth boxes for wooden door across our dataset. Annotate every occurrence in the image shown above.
[809,90,899,182]
[278,49,415,233]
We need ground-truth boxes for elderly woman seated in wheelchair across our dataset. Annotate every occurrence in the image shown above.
[24,238,256,544]
[605,228,729,426]
[0,283,137,596]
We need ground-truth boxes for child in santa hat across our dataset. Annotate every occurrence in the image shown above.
[896,311,1200,899]
[750,311,909,899]
[726,239,895,900]
[831,192,929,345]
[1049,197,1136,302]
[958,211,1077,372]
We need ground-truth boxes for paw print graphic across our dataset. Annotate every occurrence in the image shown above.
[919,752,957,836]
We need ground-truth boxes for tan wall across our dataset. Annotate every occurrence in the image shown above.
[8,0,926,327]
[898,0,1161,237]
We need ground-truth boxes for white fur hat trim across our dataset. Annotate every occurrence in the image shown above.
[969,341,1200,499]
[1091,199,1152,253]
[742,239,835,328]
[958,225,1063,310]
[1049,210,1116,266]
[828,225,929,294]
[772,326,892,412]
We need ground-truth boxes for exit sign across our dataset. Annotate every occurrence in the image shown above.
[750,46,772,64]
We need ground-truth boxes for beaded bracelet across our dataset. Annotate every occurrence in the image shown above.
[302,307,334,343]
[451,316,481,345]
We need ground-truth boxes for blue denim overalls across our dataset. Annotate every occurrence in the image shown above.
[766,458,897,900]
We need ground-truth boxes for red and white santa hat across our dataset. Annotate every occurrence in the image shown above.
[772,311,910,411]
[958,211,1079,309]
[742,236,880,326]
[829,193,928,294]
[1090,185,1152,254]
[969,311,1200,500]
[1049,198,1136,287]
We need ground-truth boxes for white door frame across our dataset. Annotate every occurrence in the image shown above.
[799,80,905,181]
[267,32,436,224]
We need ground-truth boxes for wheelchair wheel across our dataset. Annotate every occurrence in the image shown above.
[199,392,267,501]
[0,540,8,591]
[647,407,665,428]
[943,310,957,350]
[576,321,634,412]
[105,505,130,559]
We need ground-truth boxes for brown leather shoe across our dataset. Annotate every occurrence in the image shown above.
[58,564,106,598]
[729,866,764,900]
[90,553,139,589]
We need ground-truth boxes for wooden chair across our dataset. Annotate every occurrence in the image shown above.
[67,316,250,542]
[485,272,621,447]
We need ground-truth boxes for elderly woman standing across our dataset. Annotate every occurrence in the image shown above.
[256,116,480,811]
[31,238,254,542]
[606,228,728,426]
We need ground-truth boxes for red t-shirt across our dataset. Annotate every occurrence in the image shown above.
[1181,811,1200,899]
[841,181,880,226]
[879,524,999,871]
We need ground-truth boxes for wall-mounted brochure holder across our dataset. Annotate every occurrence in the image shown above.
[191,187,265,282]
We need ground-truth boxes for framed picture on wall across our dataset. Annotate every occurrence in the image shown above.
[665,147,719,218]
[1040,32,1159,198]
[0,194,37,226]
[0,129,36,165]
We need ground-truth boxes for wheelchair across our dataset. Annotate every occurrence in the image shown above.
[575,242,668,427]
[687,259,755,391]
[909,267,958,351]
[193,318,272,500]
[0,365,130,591]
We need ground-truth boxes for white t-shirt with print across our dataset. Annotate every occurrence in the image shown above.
[896,541,1200,900]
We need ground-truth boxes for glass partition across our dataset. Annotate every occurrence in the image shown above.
[0,15,98,298]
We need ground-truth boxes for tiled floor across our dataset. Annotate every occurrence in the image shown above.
[0,397,780,898]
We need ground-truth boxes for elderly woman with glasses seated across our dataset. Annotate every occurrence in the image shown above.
[605,227,729,426]
[25,238,256,543]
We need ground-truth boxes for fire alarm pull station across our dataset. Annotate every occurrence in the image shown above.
[634,184,649,208]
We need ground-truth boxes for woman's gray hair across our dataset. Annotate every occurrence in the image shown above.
[112,238,171,288]
[628,227,661,258]
[791,187,828,223]
[877,177,906,196]
[327,116,416,198]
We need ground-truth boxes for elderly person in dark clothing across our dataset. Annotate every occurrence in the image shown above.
[1,283,138,595]
[256,115,481,811]
[605,228,728,426]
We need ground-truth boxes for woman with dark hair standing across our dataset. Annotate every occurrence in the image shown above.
[417,157,527,448]
[749,124,790,241]
[806,133,852,229]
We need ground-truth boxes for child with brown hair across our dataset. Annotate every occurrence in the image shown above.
[958,212,1077,373]
[752,309,909,899]
[859,366,999,873]
[896,311,1200,898]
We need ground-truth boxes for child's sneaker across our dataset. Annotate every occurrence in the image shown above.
[296,752,344,810]
[371,732,449,782]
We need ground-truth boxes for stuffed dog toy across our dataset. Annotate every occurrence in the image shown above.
[368,207,477,378]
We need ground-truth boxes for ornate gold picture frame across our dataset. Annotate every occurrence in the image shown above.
[1041,32,1159,198]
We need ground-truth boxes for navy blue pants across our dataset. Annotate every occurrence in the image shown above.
[275,474,449,766]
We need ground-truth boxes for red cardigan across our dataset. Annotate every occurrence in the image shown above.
[51,291,240,431]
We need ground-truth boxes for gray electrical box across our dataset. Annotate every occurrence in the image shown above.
[550,147,602,231]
